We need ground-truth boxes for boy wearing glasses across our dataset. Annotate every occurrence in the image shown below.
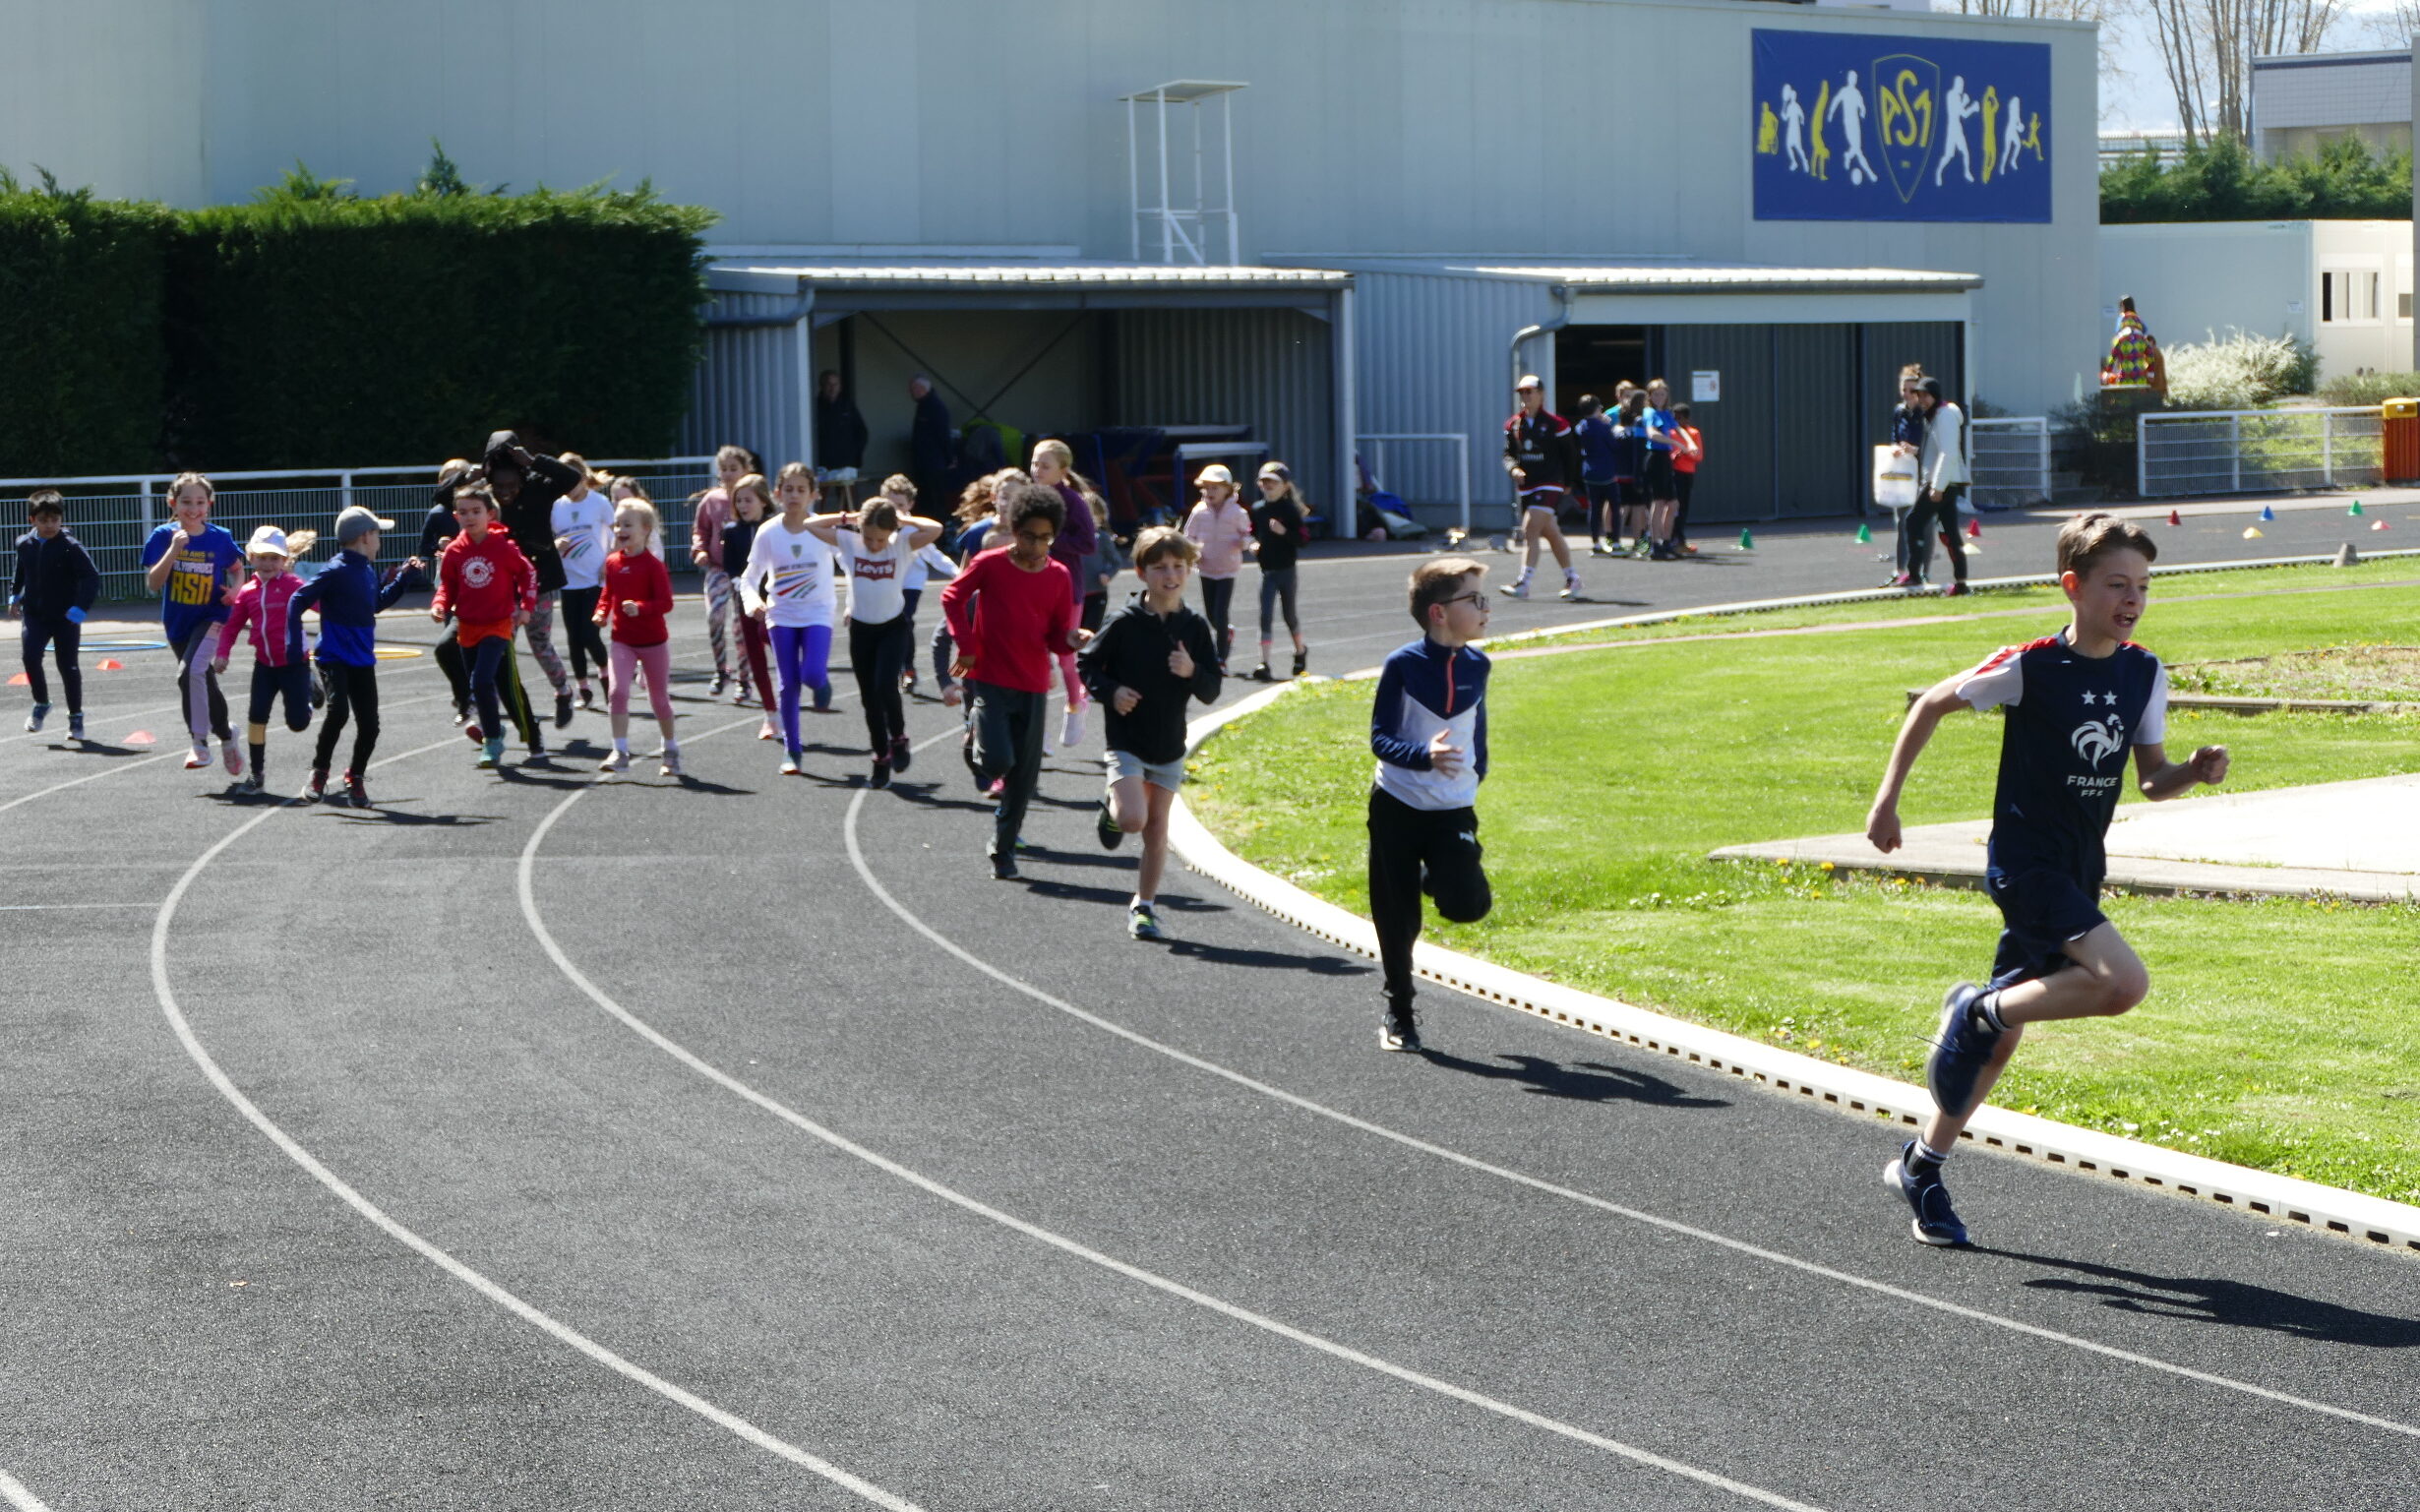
[1368,558,1494,1052]
[942,483,1088,878]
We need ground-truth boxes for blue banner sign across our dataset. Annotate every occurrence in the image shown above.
[1753,29,2051,223]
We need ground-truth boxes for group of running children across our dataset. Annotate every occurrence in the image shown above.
[1501,374,1705,602]
[13,433,2223,1244]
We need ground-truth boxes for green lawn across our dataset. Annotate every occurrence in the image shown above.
[1189,568,2420,1203]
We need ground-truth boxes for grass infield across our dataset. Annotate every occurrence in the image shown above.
[1188,565,2420,1204]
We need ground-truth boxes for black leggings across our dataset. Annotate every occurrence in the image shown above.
[246,661,315,736]
[20,615,81,711]
[559,586,608,683]
[1899,485,1968,583]
[1366,786,1492,1012]
[313,661,381,775]
[1257,568,1300,638]
[849,614,912,756]
[1200,575,1237,658]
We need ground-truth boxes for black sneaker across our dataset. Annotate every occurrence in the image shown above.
[1249,664,1274,683]
[1292,647,1308,678]
[708,672,728,696]
[1097,799,1124,850]
[890,735,913,774]
[576,682,595,710]
[67,712,84,741]
[1127,903,1164,941]
[870,756,892,790]
[990,849,1019,880]
[1379,1004,1421,1053]
[1886,1142,1970,1246]
[342,770,371,810]
[555,692,574,729]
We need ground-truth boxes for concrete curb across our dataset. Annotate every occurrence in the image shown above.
[1172,593,2420,1259]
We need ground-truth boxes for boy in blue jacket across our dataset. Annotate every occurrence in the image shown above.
[288,508,422,807]
[1368,557,1493,1052]
[10,491,101,740]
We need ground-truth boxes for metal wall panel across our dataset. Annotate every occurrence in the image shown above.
[1110,308,1338,515]
[684,291,809,463]
[1659,324,1779,525]
[1771,325,1860,518]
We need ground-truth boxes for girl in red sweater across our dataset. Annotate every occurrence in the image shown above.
[594,500,681,776]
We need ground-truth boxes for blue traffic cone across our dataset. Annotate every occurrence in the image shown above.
[2259,505,2275,521]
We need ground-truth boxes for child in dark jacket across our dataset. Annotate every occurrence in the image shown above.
[10,490,101,740]
[288,507,421,806]
[1076,526,1223,940]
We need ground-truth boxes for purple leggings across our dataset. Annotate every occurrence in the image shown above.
[769,623,832,754]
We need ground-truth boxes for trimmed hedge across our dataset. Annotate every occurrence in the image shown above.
[0,175,173,474]
[0,164,715,476]
[2101,133,2412,224]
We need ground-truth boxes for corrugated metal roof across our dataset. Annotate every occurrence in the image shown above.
[708,262,1351,294]
[1266,256,1979,293]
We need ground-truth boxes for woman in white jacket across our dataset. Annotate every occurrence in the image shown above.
[1905,377,1971,595]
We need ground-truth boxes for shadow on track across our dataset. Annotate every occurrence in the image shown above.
[1415,1047,1731,1109]
[1975,1247,2420,1348]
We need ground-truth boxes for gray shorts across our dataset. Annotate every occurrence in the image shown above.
[1106,749,1186,792]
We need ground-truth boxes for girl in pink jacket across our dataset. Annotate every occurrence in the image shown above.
[1181,464,1253,670]
[212,526,319,793]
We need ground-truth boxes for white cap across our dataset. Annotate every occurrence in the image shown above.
[1515,374,1543,392]
[1194,463,1235,486]
[246,526,291,557]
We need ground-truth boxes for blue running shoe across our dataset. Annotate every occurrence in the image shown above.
[1886,1142,1970,1246]
[1925,982,2001,1119]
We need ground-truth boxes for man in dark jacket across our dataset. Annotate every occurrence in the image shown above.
[11,489,101,738]
[1076,525,1223,941]
[816,371,870,473]
[482,430,584,727]
[909,375,953,511]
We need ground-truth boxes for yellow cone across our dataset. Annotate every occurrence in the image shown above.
[2242,526,2264,539]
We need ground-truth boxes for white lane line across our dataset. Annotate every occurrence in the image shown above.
[0,1467,55,1512]
[147,733,926,1512]
[836,735,2420,1444]
[518,756,1824,1511]
[0,902,152,910]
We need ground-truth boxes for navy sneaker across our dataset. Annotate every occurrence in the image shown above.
[25,702,49,733]
[989,848,1018,880]
[1379,1007,1421,1053]
[1886,1142,1970,1246]
[1925,982,2002,1119]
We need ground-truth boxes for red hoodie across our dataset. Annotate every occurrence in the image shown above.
[939,547,1078,694]
[434,527,536,643]
[597,549,674,646]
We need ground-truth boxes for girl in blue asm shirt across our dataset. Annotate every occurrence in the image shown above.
[1862,513,2228,1247]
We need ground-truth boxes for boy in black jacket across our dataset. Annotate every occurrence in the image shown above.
[1077,526,1223,940]
[10,490,101,739]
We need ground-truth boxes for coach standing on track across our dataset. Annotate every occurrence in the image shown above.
[1501,375,1581,600]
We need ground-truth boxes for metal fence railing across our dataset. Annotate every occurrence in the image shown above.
[1967,416,2050,511]
[2137,407,2384,499]
[0,458,719,601]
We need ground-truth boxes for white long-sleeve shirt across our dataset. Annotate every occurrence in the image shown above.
[737,519,835,628]
[1921,401,1970,490]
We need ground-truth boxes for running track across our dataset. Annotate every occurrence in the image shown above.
[5,513,2414,1510]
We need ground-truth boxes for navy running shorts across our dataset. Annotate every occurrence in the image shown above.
[1984,865,2109,988]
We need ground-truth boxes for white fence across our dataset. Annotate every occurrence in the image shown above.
[1357,433,1472,534]
[0,457,719,600]
[2137,407,2383,499]
[1967,416,2051,511]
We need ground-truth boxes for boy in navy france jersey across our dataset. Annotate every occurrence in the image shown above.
[1368,557,1493,1053]
[1865,514,2228,1245]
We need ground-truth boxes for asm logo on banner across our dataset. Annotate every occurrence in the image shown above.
[1752,29,2051,223]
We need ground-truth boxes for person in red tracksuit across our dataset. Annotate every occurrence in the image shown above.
[431,481,537,770]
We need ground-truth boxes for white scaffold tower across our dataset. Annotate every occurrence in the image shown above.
[1121,80,1247,265]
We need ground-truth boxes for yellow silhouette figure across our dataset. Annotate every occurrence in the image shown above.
[1980,87,1998,184]
[2027,111,2043,160]
[1811,80,1832,180]
[1758,101,1779,154]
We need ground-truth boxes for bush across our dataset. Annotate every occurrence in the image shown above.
[2102,133,2413,223]
[2318,371,2420,406]
[167,169,715,466]
[2162,329,2318,409]
[0,171,174,474]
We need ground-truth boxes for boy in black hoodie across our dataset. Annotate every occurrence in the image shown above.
[483,430,583,729]
[1077,525,1223,940]
[10,490,101,739]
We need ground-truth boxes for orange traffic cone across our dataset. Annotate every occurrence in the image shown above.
[1966,517,1982,539]
[125,730,156,746]
[97,658,125,671]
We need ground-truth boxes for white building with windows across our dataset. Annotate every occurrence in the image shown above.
[2099,220,2414,381]
[2249,50,2412,162]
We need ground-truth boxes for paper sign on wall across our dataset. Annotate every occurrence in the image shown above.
[1692,371,1722,402]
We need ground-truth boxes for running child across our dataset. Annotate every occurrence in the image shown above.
[1502,376,1581,599]
[720,473,780,740]
[1369,557,1495,1052]
[431,481,537,771]
[551,453,616,710]
[594,499,682,777]
[11,490,100,740]
[1866,513,2227,1245]
[141,472,246,773]
[482,431,583,728]
[1030,440,1101,751]
[690,445,752,699]
[1078,525,1222,940]
[940,483,1086,879]
[212,527,321,794]
[829,498,946,787]
[737,465,842,774]
[1247,460,1309,681]
[1180,464,1251,669]
[877,475,942,696]
[288,507,421,806]
[933,473,1007,708]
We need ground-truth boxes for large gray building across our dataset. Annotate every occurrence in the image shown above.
[6,0,2101,528]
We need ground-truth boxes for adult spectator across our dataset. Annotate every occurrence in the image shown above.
[815,370,869,473]
[1901,378,1970,595]
[1884,364,1927,586]
[909,374,953,510]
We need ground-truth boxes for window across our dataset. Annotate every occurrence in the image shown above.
[2321,268,2382,325]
